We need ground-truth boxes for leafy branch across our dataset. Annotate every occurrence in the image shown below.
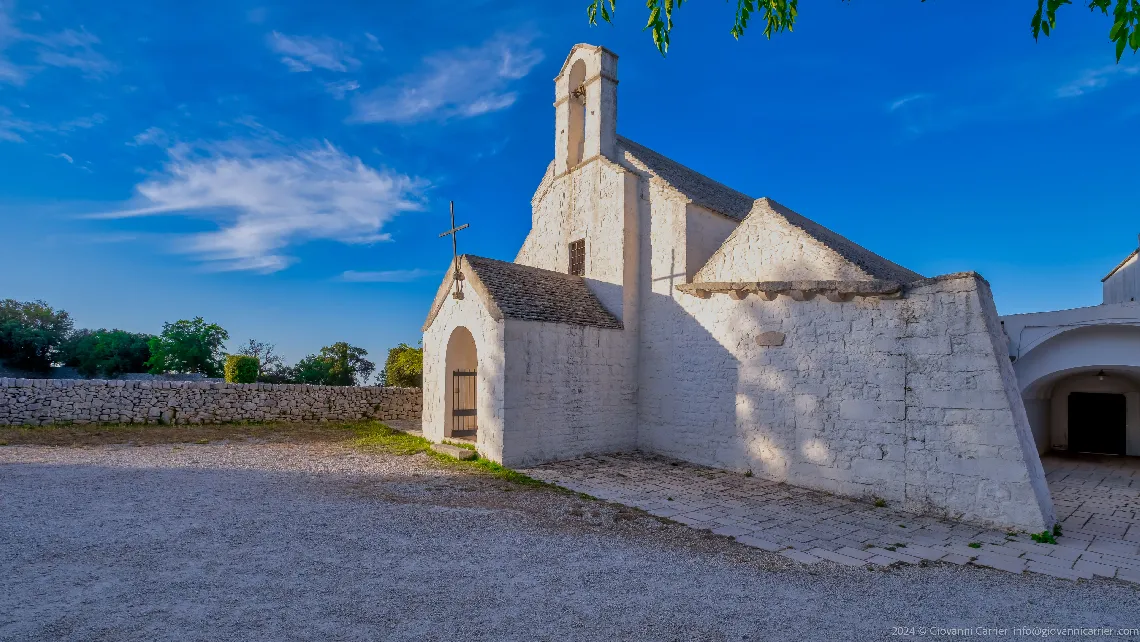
[587,0,1140,60]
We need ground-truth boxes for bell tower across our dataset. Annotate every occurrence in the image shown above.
[553,44,618,175]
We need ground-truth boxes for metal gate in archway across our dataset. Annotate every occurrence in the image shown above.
[451,370,477,438]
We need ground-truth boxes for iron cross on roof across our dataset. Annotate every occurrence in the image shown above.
[439,200,469,299]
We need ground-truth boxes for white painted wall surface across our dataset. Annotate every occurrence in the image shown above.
[501,320,636,467]
[1104,252,1140,304]
[693,199,882,282]
[421,286,506,462]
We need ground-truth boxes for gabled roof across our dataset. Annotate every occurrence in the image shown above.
[617,136,756,220]
[423,255,623,331]
[693,198,924,284]
[1102,248,1138,282]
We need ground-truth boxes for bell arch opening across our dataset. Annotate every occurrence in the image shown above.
[566,59,587,168]
[444,326,478,440]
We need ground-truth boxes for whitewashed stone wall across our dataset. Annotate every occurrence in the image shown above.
[638,270,1055,531]
[502,320,635,467]
[0,378,421,426]
[695,198,892,282]
[516,157,632,321]
[421,282,507,460]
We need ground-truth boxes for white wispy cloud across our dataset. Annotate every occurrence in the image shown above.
[267,31,358,73]
[339,269,433,283]
[350,33,543,124]
[31,27,114,78]
[326,78,359,99]
[0,106,33,141]
[49,152,73,163]
[888,93,930,112]
[88,132,428,273]
[128,126,168,147]
[1056,64,1140,98]
[0,3,113,83]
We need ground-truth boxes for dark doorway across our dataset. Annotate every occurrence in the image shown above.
[1068,392,1127,455]
[451,370,477,439]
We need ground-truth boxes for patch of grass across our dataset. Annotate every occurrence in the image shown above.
[872,497,887,508]
[1030,530,1057,545]
[968,542,981,549]
[893,543,906,548]
[1006,530,1019,537]
[667,497,674,501]
[884,546,897,551]
[348,422,560,490]
[744,470,753,477]
[193,439,210,445]
[898,524,906,528]
[1053,523,1063,537]
[348,422,432,455]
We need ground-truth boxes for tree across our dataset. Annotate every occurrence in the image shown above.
[384,343,423,388]
[289,342,375,386]
[237,339,290,382]
[290,354,333,385]
[61,329,153,378]
[587,0,1140,60]
[320,342,375,386]
[0,299,73,372]
[146,317,230,377]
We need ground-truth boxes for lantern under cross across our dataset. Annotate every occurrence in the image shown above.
[438,200,469,300]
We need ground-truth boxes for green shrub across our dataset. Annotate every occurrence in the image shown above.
[384,343,423,387]
[224,355,259,383]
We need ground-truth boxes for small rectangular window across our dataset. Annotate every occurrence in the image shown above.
[568,239,586,276]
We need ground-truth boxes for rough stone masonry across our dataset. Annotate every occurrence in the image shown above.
[0,378,421,426]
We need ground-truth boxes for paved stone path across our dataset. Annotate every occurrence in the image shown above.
[524,453,1140,583]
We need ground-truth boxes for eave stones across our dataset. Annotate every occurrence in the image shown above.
[675,280,903,302]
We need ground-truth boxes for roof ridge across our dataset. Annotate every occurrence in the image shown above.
[616,135,755,220]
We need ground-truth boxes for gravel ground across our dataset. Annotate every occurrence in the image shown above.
[2,440,1139,642]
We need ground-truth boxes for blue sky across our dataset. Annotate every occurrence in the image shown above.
[0,0,1137,370]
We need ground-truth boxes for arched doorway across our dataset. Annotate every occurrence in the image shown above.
[444,327,478,440]
[1013,324,1140,456]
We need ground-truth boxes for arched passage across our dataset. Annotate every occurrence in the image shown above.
[444,326,478,440]
[1015,325,1140,456]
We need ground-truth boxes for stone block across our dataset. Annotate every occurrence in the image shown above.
[431,443,477,460]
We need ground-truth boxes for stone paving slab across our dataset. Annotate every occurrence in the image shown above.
[524,452,1140,584]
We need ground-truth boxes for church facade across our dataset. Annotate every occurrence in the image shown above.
[422,44,1055,532]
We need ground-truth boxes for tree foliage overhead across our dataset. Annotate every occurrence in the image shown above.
[61,329,153,379]
[0,299,73,372]
[587,0,1140,60]
[145,317,230,377]
[383,343,423,388]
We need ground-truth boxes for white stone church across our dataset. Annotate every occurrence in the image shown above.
[422,44,1055,532]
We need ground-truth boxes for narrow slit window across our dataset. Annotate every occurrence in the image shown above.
[568,239,586,276]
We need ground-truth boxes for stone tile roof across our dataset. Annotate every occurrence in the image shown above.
[422,256,623,331]
[617,136,756,220]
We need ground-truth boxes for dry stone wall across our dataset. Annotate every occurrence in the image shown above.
[0,379,421,426]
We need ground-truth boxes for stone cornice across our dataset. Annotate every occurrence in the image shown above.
[676,280,904,302]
